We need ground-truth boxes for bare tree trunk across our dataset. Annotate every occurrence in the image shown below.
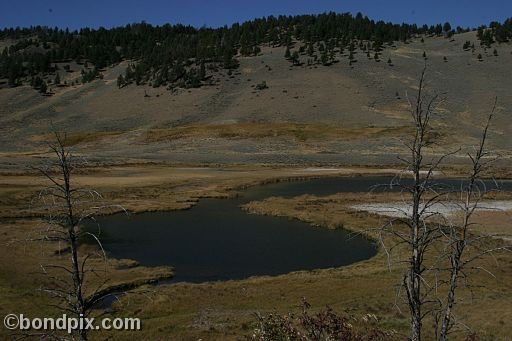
[375,71,504,340]
[58,135,88,340]
[404,67,432,341]
[35,132,119,340]
[438,245,461,341]
[69,229,87,340]
[438,110,495,340]
[384,67,440,340]
[406,155,423,341]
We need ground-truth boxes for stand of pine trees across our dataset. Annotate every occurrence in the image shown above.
[476,19,512,47]
[1,12,502,93]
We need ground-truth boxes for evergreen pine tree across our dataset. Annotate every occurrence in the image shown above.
[40,81,47,94]
[199,61,206,80]
[443,22,452,33]
[321,51,329,65]
[291,51,300,65]
[307,44,314,56]
[117,74,125,88]
[284,47,291,59]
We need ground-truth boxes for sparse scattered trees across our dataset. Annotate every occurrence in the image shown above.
[81,67,100,83]
[0,13,460,93]
[493,21,511,43]
[477,27,494,47]
[5,15,507,94]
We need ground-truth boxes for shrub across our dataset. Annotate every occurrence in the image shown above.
[250,300,396,341]
[255,81,268,90]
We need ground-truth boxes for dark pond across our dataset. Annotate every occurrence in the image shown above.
[89,176,512,283]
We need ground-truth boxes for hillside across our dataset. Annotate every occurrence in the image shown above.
[0,30,511,169]
[2,12,512,341]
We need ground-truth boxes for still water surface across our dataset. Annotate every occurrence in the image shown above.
[91,176,511,283]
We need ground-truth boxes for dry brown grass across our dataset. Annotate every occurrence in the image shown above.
[241,192,512,340]
[30,131,124,147]
[144,122,412,143]
[1,166,511,340]
[0,219,173,340]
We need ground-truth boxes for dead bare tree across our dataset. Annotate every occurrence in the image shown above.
[376,67,448,341]
[434,100,510,340]
[376,68,508,340]
[32,132,123,340]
